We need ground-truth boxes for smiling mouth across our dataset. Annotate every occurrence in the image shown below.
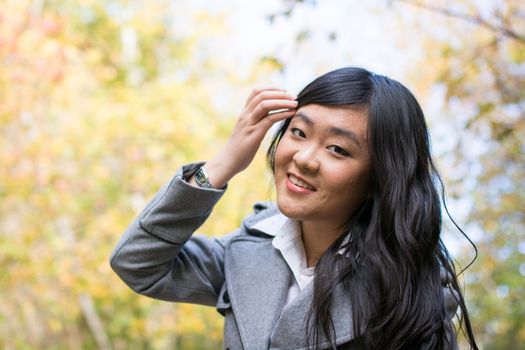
[288,174,317,191]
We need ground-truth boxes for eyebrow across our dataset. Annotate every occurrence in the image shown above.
[295,111,363,148]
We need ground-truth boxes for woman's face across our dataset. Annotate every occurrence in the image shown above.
[274,104,372,229]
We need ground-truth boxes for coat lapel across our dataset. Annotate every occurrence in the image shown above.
[270,280,357,349]
[225,235,291,350]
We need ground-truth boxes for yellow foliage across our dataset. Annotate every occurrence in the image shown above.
[0,0,285,348]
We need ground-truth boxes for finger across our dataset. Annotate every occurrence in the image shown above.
[245,87,287,105]
[262,109,297,127]
[267,108,292,116]
[245,90,297,113]
[251,99,298,121]
[244,87,290,107]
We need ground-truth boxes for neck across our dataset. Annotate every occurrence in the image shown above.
[300,220,346,267]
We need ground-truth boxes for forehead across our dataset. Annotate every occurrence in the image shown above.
[292,104,369,146]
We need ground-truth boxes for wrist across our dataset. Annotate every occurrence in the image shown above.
[187,163,228,189]
[203,158,236,189]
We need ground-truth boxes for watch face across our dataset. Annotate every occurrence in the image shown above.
[195,167,212,188]
[195,169,204,183]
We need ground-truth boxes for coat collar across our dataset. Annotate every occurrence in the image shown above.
[225,203,358,349]
[245,204,353,257]
[241,201,281,236]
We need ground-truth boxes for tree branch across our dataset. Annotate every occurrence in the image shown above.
[395,0,525,44]
[79,294,113,350]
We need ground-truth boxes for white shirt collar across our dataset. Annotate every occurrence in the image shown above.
[253,212,352,257]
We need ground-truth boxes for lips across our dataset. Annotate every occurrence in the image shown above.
[287,173,317,191]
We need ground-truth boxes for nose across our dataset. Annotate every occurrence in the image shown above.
[292,146,320,174]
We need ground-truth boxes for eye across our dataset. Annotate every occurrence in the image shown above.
[290,127,306,138]
[327,145,350,157]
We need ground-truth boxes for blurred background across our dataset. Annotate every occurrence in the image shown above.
[0,0,523,349]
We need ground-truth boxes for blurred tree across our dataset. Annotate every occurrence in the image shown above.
[393,1,525,348]
[0,0,278,348]
[4,0,521,348]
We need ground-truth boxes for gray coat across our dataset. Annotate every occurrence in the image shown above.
[110,163,458,350]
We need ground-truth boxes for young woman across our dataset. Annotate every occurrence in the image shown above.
[111,67,478,349]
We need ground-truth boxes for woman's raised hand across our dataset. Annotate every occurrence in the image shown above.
[197,88,297,188]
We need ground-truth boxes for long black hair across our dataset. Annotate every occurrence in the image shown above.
[267,67,478,349]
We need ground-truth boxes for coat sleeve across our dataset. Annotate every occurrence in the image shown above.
[110,163,231,307]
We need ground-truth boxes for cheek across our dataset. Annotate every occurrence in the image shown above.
[272,148,287,186]
[329,168,371,199]
[274,140,293,170]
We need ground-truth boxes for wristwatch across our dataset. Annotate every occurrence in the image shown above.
[194,166,214,189]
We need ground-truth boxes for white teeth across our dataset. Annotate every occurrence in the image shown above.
[289,174,315,190]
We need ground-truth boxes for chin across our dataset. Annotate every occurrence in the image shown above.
[276,198,305,221]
